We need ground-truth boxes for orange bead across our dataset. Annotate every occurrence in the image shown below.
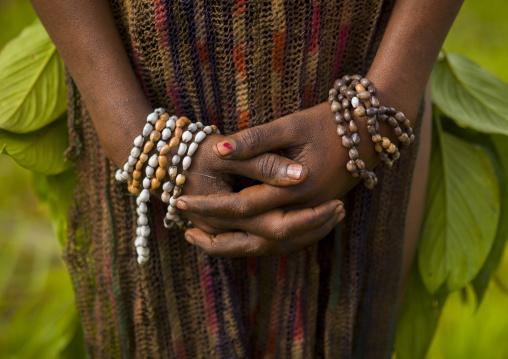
[156,167,166,181]
[143,141,154,153]
[182,116,192,125]
[169,137,180,148]
[155,119,166,132]
[128,185,135,193]
[132,179,141,187]
[159,144,170,155]
[210,125,217,132]
[355,83,366,93]
[127,179,133,186]
[151,178,161,190]
[132,170,142,180]
[150,130,161,142]
[158,155,168,168]
[135,161,143,171]
[174,127,183,139]
[139,153,148,163]
[176,118,186,128]
[160,113,169,121]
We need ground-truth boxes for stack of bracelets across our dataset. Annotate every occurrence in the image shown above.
[115,108,218,264]
[328,74,415,189]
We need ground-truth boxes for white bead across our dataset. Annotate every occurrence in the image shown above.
[137,255,149,264]
[178,143,187,156]
[196,122,204,129]
[136,196,143,206]
[115,169,123,182]
[167,119,176,130]
[140,225,150,237]
[123,162,134,173]
[157,140,167,152]
[188,123,197,133]
[147,112,158,124]
[154,107,165,115]
[146,166,154,178]
[121,171,129,181]
[163,181,174,192]
[136,226,142,236]
[131,147,141,158]
[169,197,177,206]
[128,156,137,166]
[161,191,171,203]
[134,135,144,148]
[203,126,212,134]
[216,129,220,135]
[194,131,206,143]
[169,166,178,179]
[182,131,192,143]
[135,236,148,247]
[148,154,159,168]
[172,155,180,165]
[182,156,192,170]
[136,207,144,216]
[143,123,154,137]
[161,128,172,141]
[143,177,151,189]
[187,142,199,156]
[138,202,148,213]
[168,206,177,214]
[137,214,148,226]
[136,246,150,256]
[351,97,360,108]
[139,189,150,203]
[166,213,180,221]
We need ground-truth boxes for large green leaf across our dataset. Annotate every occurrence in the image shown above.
[395,268,447,359]
[0,19,67,133]
[432,53,508,136]
[0,118,70,175]
[419,117,500,293]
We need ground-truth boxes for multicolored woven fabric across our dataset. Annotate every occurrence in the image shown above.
[63,1,422,357]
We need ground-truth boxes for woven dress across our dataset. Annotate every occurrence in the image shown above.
[64,1,421,358]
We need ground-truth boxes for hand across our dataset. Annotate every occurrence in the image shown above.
[177,102,360,256]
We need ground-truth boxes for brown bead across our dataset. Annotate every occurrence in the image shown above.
[135,161,143,171]
[403,119,411,129]
[370,96,380,108]
[399,133,409,142]
[394,127,403,137]
[357,91,371,101]
[339,85,348,95]
[139,153,148,163]
[367,117,377,126]
[368,85,376,94]
[337,125,347,136]
[355,159,366,170]
[349,148,359,160]
[388,117,398,128]
[176,174,186,186]
[378,114,389,122]
[360,78,371,88]
[173,186,182,197]
[343,75,351,83]
[351,79,359,89]
[387,144,397,154]
[346,160,357,173]
[355,83,366,93]
[352,74,362,81]
[334,80,345,90]
[328,95,335,104]
[366,107,378,117]
[150,130,161,142]
[151,178,161,190]
[381,137,391,149]
[156,167,166,181]
[345,89,356,99]
[367,125,377,136]
[349,120,358,133]
[379,152,389,164]
[334,112,344,124]
[372,134,382,143]
[329,88,338,97]
[174,127,183,139]
[343,109,352,122]
[342,136,353,148]
[387,107,396,116]
[351,133,360,145]
[375,143,383,153]
[133,170,142,180]
[160,144,170,155]
[169,137,180,148]
[363,100,371,109]
[378,106,387,115]
[360,169,371,179]
[342,98,350,109]
[331,101,341,113]
[158,155,168,168]
[394,112,406,122]
[155,119,166,132]
[176,118,186,128]
[143,141,154,153]
[354,107,366,118]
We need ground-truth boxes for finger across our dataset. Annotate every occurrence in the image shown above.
[177,184,298,218]
[221,152,307,186]
[184,204,345,257]
[213,118,297,160]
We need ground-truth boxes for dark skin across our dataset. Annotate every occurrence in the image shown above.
[31,0,462,296]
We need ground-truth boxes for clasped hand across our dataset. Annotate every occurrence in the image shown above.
[175,102,356,257]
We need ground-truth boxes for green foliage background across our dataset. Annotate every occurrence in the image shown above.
[0,0,507,358]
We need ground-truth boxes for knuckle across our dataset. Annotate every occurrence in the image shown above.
[232,200,250,218]
[257,154,280,180]
[240,127,265,151]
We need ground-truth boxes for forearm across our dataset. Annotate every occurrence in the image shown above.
[31,0,152,167]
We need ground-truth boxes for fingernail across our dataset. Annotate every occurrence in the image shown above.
[286,164,303,180]
[334,203,344,216]
[216,140,235,156]
[185,234,195,245]
[177,200,188,210]
[336,210,346,224]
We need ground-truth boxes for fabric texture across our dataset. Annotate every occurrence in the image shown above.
[63,1,422,357]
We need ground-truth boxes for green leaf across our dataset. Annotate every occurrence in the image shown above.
[0,0,37,50]
[472,134,508,302]
[419,117,500,293]
[0,118,71,175]
[395,267,447,359]
[431,53,508,136]
[0,19,67,133]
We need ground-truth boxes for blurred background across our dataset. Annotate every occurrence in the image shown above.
[0,0,507,358]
